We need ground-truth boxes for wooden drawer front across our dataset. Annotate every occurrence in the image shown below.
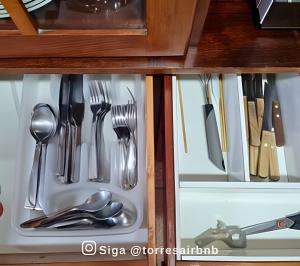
[0,75,155,266]
[164,74,300,264]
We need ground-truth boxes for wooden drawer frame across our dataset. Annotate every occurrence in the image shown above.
[0,76,156,266]
[162,75,300,266]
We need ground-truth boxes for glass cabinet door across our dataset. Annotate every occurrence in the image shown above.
[31,0,146,30]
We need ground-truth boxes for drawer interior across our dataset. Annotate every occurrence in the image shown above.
[0,74,149,254]
[172,73,300,261]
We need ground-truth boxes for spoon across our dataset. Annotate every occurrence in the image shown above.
[21,191,112,228]
[38,201,123,228]
[52,209,135,229]
[26,103,57,210]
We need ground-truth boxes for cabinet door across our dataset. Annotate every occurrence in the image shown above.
[0,0,203,57]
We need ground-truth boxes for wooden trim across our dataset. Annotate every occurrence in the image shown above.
[1,0,37,35]
[1,261,148,266]
[189,0,211,46]
[163,75,177,266]
[40,29,147,36]
[146,75,156,266]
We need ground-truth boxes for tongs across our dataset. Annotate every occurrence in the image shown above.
[194,211,300,248]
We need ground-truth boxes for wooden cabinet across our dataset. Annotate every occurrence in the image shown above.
[0,0,209,57]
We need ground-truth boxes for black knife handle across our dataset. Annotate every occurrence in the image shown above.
[272,101,285,147]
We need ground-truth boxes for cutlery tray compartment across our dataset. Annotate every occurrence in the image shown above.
[0,74,149,253]
[177,188,300,261]
[173,74,247,184]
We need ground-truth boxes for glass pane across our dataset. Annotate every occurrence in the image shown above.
[0,4,17,30]
[0,18,17,30]
[30,0,146,30]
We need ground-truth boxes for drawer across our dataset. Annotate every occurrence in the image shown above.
[164,74,300,264]
[0,74,155,266]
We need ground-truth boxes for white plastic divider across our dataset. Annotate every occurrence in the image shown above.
[178,187,300,261]
[3,74,148,253]
[172,74,247,185]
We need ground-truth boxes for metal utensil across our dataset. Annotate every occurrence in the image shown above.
[195,211,300,248]
[88,80,111,182]
[69,75,84,183]
[26,104,57,210]
[124,90,138,190]
[258,82,280,181]
[267,74,285,146]
[38,201,123,228]
[51,209,136,229]
[57,75,70,178]
[200,74,225,171]
[112,104,131,189]
[21,191,112,228]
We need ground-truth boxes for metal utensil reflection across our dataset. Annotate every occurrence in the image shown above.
[66,0,129,13]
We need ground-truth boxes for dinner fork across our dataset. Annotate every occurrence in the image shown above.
[111,105,131,188]
[124,100,137,189]
[88,80,111,182]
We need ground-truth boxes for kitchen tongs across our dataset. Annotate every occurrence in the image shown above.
[195,211,300,248]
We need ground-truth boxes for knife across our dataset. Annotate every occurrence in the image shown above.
[244,74,260,147]
[241,75,249,140]
[201,75,225,171]
[69,74,84,183]
[258,82,280,181]
[254,74,264,136]
[267,74,285,147]
[57,75,70,178]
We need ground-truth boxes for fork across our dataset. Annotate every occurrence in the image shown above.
[111,105,131,188]
[88,80,111,182]
[124,94,138,189]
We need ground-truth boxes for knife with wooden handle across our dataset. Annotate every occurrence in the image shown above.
[267,74,285,146]
[254,74,264,136]
[243,74,260,147]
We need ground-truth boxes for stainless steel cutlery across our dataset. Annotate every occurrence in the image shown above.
[57,74,84,184]
[24,77,139,230]
[26,103,57,210]
[111,96,137,190]
[88,80,111,182]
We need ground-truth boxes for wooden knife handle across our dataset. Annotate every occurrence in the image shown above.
[258,130,280,180]
[249,145,259,176]
[258,130,270,178]
[243,96,249,140]
[256,98,264,137]
[248,101,260,147]
[269,131,280,181]
[272,101,284,147]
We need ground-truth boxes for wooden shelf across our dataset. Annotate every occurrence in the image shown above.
[0,0,300,73]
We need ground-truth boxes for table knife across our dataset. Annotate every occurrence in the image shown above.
[258,82,280,181]
[267,74,284,147]
[57,75,70,179]
[69,74,84,183]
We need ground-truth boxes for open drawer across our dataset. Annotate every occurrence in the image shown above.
[164,74,300,263]
[0,74,155,265]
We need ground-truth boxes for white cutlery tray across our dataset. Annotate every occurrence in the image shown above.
[173,74,300,261]
[0,74,148,253]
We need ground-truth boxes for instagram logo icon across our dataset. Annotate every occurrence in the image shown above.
[82,241,97,256]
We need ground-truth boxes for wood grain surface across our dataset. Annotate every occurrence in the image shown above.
[1,0,37,35]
